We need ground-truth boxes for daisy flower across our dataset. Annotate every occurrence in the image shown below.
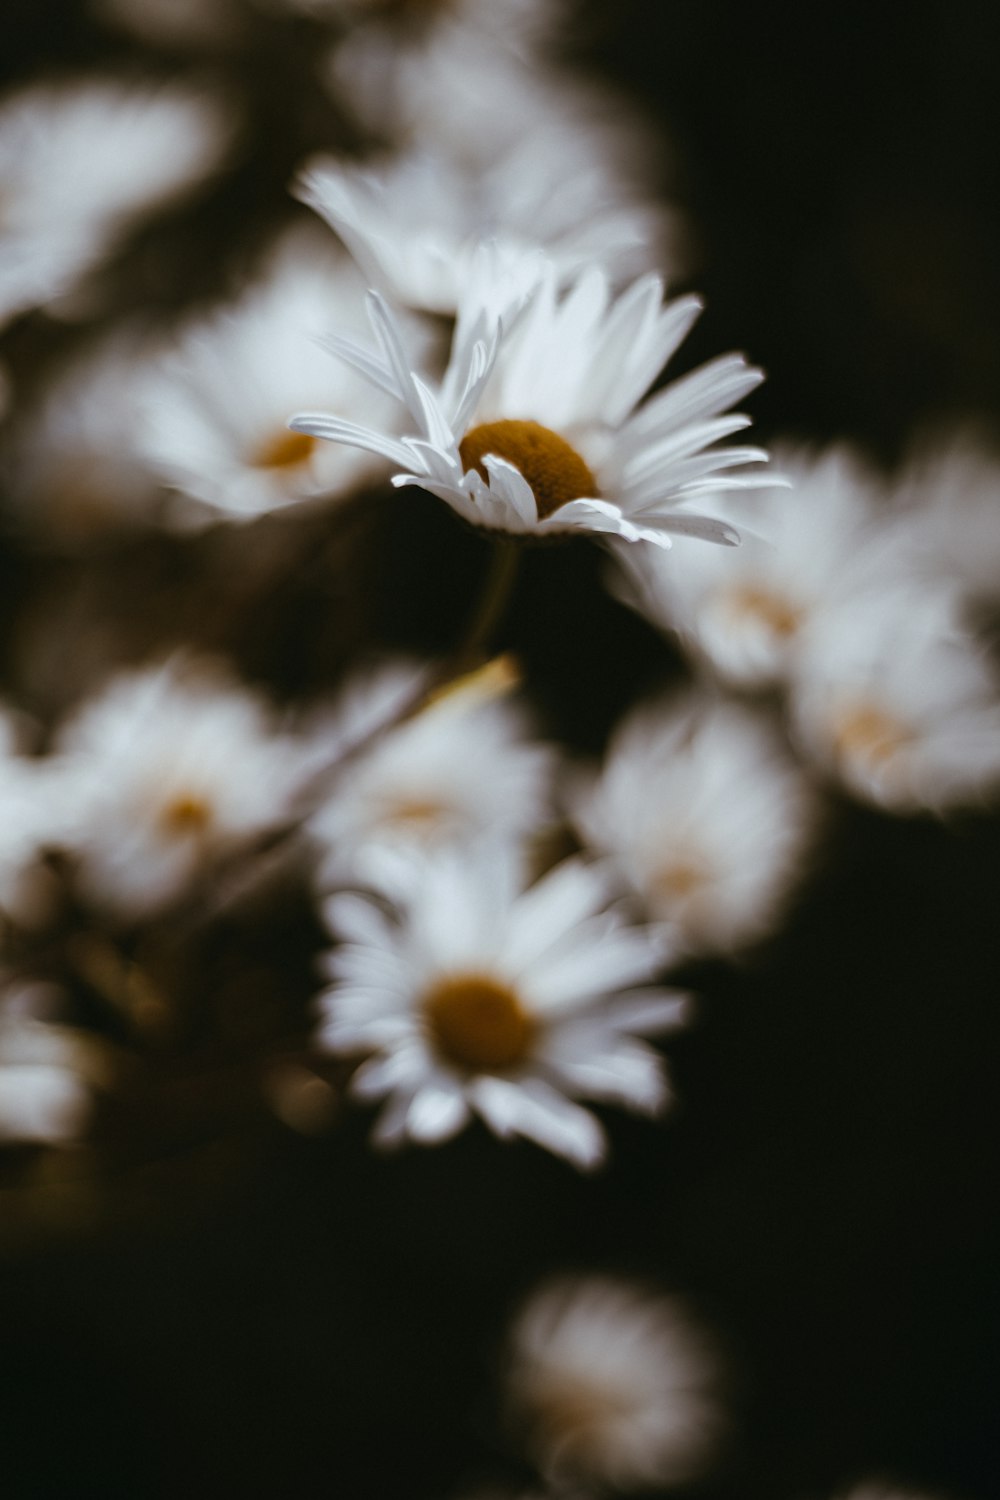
[139,229,411,523]
[789,578,1000,813]
[611,442,888,687]
[0,76,234,328]
[0,984,102,1146]
[316,845,688,1167]
[51,657,307,920]
[4,325,168,544]
[308,658,555,889]
[505,1275,724,1490]
[291,261,768,547]
[571,693,818,957]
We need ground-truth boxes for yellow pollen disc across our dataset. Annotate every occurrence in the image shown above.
[253,428,318,472]
[423,972,535,1072]
[654,859,707,901]
[159,793,213,836]
[459,420,598,521]
[383,796,448,829]
[723,583,802,639]
[833,702,911,768]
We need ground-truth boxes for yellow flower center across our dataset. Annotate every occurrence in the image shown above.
[722,583,802,639]
[159,793,213,837]
[654,859,707,902]
[459,420,598,521]
[382,796,449,830]
[253,428,318,472]
[833,701,911,769]
[423,972,536,1072]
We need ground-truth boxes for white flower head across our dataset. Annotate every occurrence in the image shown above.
[4,325,168,544]
[140,228,408,524]
[52,657,307,920]
[0,983,101,1146]
[572,693,819,957]
[789,578,1000,813]
[506,1275,724,1491]
[291,260,768,548]
[611,442,888,688]
[309,658,555,889]
[0,76,234,328]
[317,845,689,1168]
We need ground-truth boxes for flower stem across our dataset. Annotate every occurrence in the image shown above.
[450,537,520,676]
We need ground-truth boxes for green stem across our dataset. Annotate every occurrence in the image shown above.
[449,537,520,676]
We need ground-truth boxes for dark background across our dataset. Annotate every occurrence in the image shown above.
[0,3,999,1497]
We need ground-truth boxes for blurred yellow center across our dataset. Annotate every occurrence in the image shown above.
[424,973,535,1072]
[254,429,318,471]
[459,420,597,520]
[159,793,213,836]
[833,702,911,767]
[383,797,447,829]
[655,859,706,901]
[724,583,801,638]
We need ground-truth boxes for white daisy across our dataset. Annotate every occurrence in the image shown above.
[611,441,888,687]
[291,261,768,547]
[297,129,679,315]
[0,76,234,328]
[3,325,168,544]
[51,657,307,920]
[0,984,100,1146]
[571,693,819,957]
[789,578,1000,813]
[308,658,555,889]
[505,1275,724,1490]
[316,844,688,1167]
[139,228,410,524]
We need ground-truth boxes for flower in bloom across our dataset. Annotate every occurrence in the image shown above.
[308,658,555,890]
[291,262,768,547]
[611,442,887,687]
[316,846,688,1167]
[0,77,233,328]
[571,693,819,957]
[506,1275,724,1489]
[51,657,307,920]
[789,578,1000,813]
[140,230,409,524]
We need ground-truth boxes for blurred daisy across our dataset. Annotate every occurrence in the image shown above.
[506,1275,724,1490]
[52,657,306,920]
[571,694,818,957]
[612,442,887,687]
[140,230,409,523]
[894,427,1000,607]
[297,131,679,315]
[789,579,1000,813]
[0,77,234,328]
[4,326,167,544]
[291,262,767,547]
[308,658,555,889]
[317,845,688,1167]
[0,984,102,1146]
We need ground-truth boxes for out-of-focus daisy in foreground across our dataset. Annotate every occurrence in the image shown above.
[309,657,554,890]
[316,846,687,1167]
[571,694,818,958]
[612,443,886,687]
[0,77,234,328]
[140,230,407,524]
[297,129,679,316]
[894,428,1000,608]
[291,261,768,547]
[789,579,1000,813]
[0,983,106,1146]
[506,1275,724,1490]
[51,657,306,921]
[4,327,167,545]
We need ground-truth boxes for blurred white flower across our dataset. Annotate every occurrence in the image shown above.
[309,658,555,889]
[571,693,818,957]
[789,578,1000,813]
[4,326,167,544]
[297,130,679,316]
[893,428,1000,607]
[140,229,409,524]
[317,845,688,1167]
[506,1275,724,1490]
[611,442,887,688]
[52,657,307,920]
[0,985,101,1146]
[292,261,767,547]
[0,77,234,328]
